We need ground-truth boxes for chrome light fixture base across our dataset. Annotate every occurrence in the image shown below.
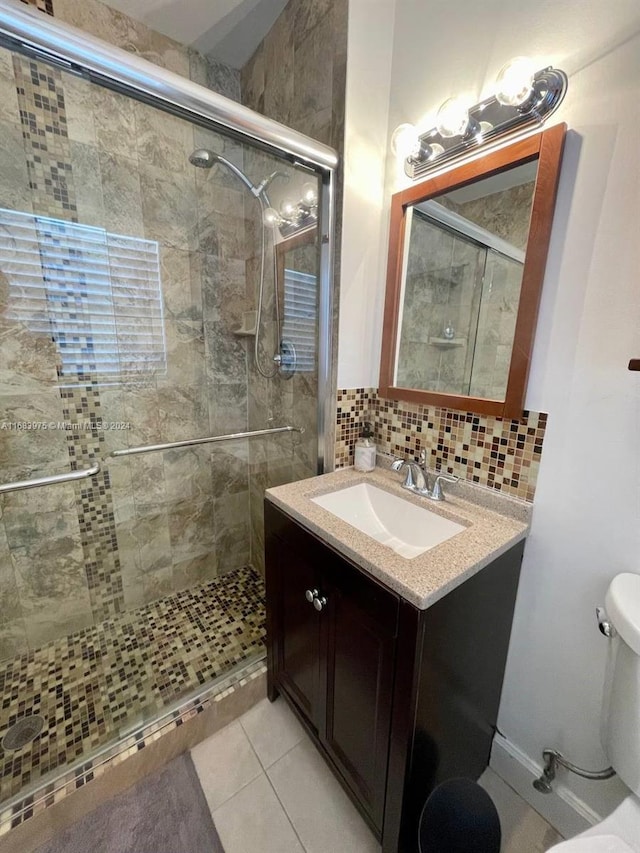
[405,66,567,180]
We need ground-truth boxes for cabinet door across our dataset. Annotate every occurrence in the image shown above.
[322,555,399,830]
[267,531,323,731]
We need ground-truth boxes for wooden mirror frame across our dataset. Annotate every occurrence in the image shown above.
[379,122,566,419]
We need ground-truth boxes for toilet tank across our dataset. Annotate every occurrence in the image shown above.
[601,573,640,797]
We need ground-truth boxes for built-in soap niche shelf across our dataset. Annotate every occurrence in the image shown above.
[429,336,466,349]
[232,310,257,337]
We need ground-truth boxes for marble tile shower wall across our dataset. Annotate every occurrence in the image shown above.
[243,191,320,573]
[0,1,253,659]
[241,0,348,571]
[335,389,547,502]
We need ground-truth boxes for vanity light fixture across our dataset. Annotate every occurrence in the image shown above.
[263,181,319,230]
[393,58,567,179]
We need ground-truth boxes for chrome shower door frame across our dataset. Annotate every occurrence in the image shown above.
[0,0,337,472]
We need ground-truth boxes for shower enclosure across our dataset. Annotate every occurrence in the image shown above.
[0,3,335,819]
[397,211,525,400]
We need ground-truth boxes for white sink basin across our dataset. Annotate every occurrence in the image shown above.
[311,482,465,559]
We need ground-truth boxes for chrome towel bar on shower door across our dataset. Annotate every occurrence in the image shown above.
[0,463,101,494]
[0,427,303,494]
[108,425,305,459]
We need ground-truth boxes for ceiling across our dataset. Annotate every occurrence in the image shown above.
[102,0,289,69]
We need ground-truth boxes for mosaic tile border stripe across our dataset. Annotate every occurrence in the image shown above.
[13,56,77,221]
[19,0,54,17]
[0,657,266,835]
[12,53,126,620]
[335,388,547,502]
[60,383,125,619]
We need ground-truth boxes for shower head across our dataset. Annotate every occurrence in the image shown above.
[189,148,260,197]
[188,148,218,169]
[189,149,289,201]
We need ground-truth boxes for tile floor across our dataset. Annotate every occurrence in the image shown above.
[191,695,565,853]
[479,768,564,852]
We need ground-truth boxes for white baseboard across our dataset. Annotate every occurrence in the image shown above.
[490,733,603,839]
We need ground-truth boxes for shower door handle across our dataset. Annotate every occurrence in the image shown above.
[0,463,101,494]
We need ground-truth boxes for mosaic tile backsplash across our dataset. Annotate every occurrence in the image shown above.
[336,388,547,502]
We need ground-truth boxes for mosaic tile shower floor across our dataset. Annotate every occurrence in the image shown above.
[0,566,265,804]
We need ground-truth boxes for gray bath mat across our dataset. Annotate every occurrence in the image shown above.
[35,753,225,853]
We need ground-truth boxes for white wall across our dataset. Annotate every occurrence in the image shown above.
[340,0,640,833]
[337,0,396,389]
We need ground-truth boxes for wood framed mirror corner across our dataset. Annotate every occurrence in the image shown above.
[379,122,566,419]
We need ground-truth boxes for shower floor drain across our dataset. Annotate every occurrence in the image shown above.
[1,716,45,752]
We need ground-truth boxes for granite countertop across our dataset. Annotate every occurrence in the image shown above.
[265,465,531,610]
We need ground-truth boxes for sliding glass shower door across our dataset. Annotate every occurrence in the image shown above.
[0,44,322,805]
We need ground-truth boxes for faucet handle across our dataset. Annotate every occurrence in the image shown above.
[430,473,459,501]
[391,457,417,490]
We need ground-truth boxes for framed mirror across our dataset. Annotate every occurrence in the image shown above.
[379,123,566,419]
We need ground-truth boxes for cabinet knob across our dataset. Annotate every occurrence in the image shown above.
[305,588,319,603]
[313,595,328,612]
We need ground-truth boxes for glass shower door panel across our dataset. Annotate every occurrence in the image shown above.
[0,42,322,807]
[468,250,524,400]
[397,214,486,395]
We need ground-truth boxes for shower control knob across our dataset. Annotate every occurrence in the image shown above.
[313,595,327,612]
[305,589,319,603]
[273,354,282,365]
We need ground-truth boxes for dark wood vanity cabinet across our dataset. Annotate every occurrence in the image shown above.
[265,501,524,853]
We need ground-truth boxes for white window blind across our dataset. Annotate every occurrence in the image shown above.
[282,268,316,373]
[0,208,166,384]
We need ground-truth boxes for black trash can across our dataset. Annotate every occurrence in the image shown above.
[418,777,501,853]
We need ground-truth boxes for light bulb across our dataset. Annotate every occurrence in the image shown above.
[279,198,298,220]
[435,97,471,138]
[263,207,281,228]
[390,123,421,160]
[495,57,535,106]
[301,181,318,206]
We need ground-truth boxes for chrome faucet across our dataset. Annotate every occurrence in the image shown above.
[391,457,428,492]
[391,450,459,501]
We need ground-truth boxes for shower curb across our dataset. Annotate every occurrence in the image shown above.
[0,656,266,840]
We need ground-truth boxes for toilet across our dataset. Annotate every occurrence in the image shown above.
[549,573,640,851]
